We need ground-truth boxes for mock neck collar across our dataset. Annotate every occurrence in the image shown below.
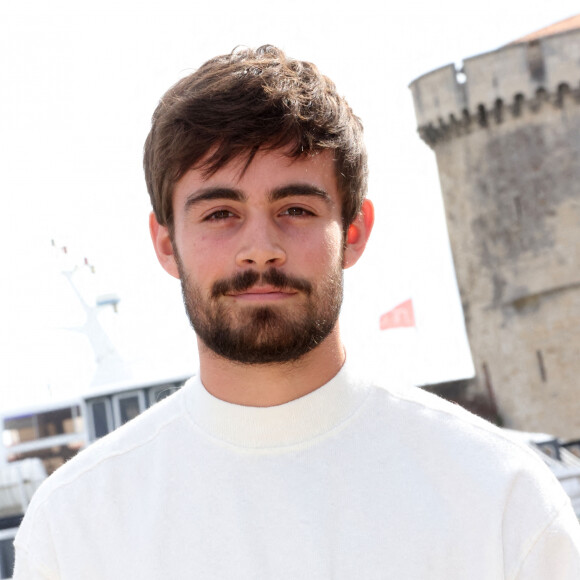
[183,361,371,449]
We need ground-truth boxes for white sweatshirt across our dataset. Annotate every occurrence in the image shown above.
[14,362,580,579]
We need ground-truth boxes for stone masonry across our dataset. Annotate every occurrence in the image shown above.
[409,21,580,437]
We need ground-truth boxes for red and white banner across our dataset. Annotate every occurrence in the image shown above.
[379,299,415,330]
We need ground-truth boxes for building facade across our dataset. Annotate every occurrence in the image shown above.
[410,18,580,437]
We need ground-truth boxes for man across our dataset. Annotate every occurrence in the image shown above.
[14,45,580,579]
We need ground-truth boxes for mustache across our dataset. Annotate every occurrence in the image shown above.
[211,269,312,298]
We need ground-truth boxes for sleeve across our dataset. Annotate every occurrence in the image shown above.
[12,546,54,580]
[12,501,60,580]
[514,503,580,580]
[501,456,580,580]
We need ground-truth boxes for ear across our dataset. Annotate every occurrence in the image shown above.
[149,212,180,279]
[343,199,374,269]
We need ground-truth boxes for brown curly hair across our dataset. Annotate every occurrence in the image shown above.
[144,45,367,231]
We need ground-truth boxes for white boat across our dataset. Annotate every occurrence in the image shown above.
[0,458,47,579]
[0,247,191,578]
[0,371,190,579]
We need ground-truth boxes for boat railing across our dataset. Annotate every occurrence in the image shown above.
[0,459,47,521]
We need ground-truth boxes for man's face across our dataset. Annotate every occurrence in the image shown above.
[161,149,348,364]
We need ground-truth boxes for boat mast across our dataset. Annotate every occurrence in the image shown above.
[55,242,131,387]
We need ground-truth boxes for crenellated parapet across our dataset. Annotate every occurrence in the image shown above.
[409,28,580,148]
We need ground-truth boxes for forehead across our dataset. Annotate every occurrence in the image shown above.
[173,149,340,204]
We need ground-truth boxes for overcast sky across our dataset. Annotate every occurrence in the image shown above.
[1,0,578,410]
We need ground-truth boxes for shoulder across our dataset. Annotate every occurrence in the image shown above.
[365,374,577,524]
[367,374,529,449]
[24,380,193,513]
[361,371,567,493]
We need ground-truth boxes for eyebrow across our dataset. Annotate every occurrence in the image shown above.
[269,184,333,205]
[184,183,333,211]
[184,187,245,211]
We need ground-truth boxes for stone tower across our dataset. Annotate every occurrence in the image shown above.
[409,16,580,437]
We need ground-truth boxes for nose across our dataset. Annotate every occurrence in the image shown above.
[235,217,286,269]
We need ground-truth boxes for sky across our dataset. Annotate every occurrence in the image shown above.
[1,0,579,411]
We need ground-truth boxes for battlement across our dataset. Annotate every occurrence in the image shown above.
[409,28,580,147]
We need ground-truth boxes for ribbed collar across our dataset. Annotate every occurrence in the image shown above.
[183,361,371,449]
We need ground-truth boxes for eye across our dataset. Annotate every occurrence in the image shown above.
[205,209,236,221]
[281,207,314,217]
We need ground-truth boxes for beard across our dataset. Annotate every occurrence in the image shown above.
[175,256,344,365]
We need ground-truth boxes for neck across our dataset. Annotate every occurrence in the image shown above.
[197,325,346,407]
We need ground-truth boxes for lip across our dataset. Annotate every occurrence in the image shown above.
[227,286,298,301]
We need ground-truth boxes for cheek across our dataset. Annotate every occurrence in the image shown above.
[173,244,214,286]
[178,232,231,270]
[299,225,344,266]
[324,223,345,257]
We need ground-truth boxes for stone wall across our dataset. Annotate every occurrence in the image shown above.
[410,28,580,437]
